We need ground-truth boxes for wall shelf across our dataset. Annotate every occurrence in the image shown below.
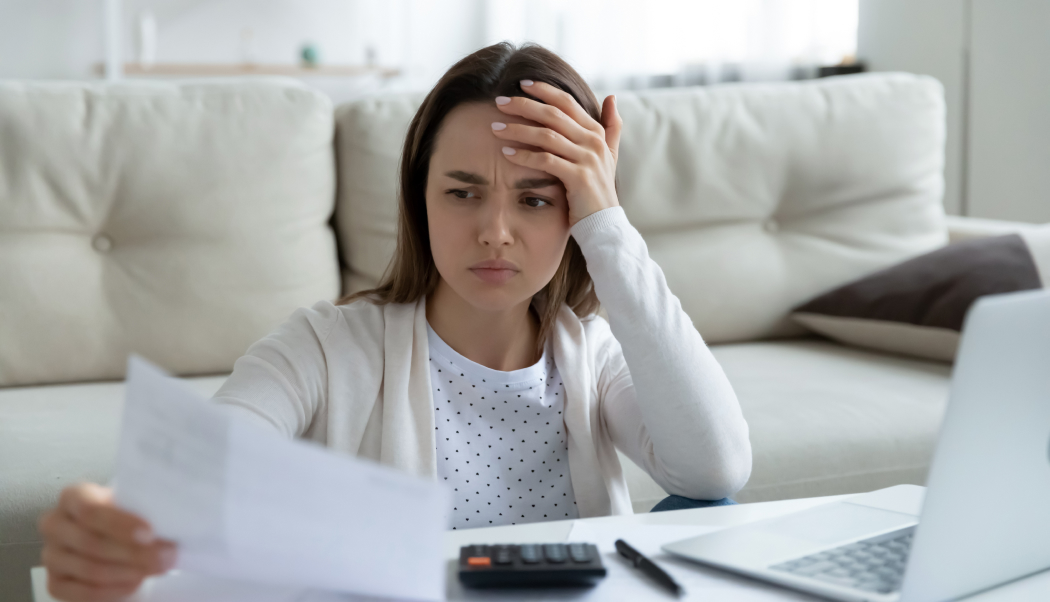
[94,63,401,78]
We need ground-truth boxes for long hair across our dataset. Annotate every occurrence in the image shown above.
[337,41,603,357]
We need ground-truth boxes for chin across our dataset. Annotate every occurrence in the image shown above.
[455,280,535,314]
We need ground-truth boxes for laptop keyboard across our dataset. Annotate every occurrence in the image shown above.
[769,526,915,595]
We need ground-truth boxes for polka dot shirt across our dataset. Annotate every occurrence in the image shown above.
[428,321,578,530]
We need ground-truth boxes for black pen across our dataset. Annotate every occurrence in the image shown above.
[615,538,684,597]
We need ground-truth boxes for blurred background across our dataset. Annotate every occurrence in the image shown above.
[0,0,860,93]
[1,0,1047,222]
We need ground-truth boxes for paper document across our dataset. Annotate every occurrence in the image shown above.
[112,355,452,601]
[135,570,408,602]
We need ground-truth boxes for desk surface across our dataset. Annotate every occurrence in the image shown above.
[32,492,1050,601]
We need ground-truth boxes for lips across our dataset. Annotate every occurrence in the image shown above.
[470,259,519,270]
[469,259,519,284]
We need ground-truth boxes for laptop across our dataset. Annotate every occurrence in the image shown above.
[663,288,1050,602]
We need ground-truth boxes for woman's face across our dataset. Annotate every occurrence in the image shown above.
[425,101,571,313]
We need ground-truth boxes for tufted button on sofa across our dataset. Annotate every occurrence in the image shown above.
[0,73,1034,602]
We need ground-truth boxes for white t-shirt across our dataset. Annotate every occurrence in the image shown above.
[428,321,579,530]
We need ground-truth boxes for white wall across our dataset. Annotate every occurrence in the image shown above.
[0,0,486,94]
[857,0,967,216]
[968,0,1050,223]
[0,0,104,79]
[858,0,1050,223]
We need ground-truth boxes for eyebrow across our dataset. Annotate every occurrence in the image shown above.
[443,170,561,190]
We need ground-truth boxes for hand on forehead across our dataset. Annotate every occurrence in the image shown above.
[431,101,561,188]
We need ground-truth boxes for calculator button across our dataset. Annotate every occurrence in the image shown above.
[467,557,491,567]
[493,549,514,565]
[520,544,542,564]
[569,543,591,563]
[544,544,568,563]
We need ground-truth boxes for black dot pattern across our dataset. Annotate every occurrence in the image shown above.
[428,322,577,530]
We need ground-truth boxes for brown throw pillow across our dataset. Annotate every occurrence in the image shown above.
[791,227,1050,361]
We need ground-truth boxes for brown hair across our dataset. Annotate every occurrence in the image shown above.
[337,41,603,357]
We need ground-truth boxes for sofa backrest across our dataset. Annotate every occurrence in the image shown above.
[335,73,949,343]
[0,73,949,387]
[0,80,340,387]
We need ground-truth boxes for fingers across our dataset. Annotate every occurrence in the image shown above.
[491,122,587,163]
[47,570,142,602]
[41,545,145,587]
[499,147,578,188]
[61,483,154,548]
[39,509,175,574]
[519,79,605,136]
[496,86,601,148]
[41,483,178,602]
[601,95,623,161]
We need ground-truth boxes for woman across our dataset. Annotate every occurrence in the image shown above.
[38,41,752,601]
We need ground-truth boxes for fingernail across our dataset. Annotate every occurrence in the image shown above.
[159,547,177,571]
[491,122,507,131]
[495,96,511,105]
[501,146,516,155]
[520,79,534,87]
[133,527,154,545]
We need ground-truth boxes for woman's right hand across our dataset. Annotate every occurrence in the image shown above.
[38,483,177,602]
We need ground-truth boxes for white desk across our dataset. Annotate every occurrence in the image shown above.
[31,493,1050,601]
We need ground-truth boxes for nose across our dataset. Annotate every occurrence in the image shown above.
[477,195,514,247]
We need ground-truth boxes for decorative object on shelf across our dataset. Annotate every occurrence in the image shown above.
[818,55,866,78]
[94,63,400,78]
[137,10,156,68]
[239,27,257,66]
[301,42,320,68]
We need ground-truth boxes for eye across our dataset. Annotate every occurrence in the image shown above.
[446,189,477,200]
[523,197,551,208]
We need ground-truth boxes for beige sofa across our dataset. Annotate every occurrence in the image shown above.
[0,73,1032,602]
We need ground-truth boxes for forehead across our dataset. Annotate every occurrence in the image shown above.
[429,101,547,173]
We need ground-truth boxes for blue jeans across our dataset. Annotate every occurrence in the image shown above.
[649,495,737,512]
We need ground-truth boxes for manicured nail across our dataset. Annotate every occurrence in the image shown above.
[501,147,516,155]
[159,547,177,571]
[491,122,507,131]
[520,79,534,87]
[495,96,511,105]
[133,527,154,545]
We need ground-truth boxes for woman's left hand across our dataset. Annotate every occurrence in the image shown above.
[492,80,622,227]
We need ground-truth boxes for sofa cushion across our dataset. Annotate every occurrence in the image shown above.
[0,80,340,387]
[3,340,952,533]
[333,92,426,295]
[790,228,1050,361]
[333,73,948,343]
[620,338,952,512]
[0,376,229,546]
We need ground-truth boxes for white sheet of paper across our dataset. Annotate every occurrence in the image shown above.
[133,570,417,602]
[112,355,452,601]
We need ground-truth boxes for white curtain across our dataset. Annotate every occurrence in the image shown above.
[483,0,859,89]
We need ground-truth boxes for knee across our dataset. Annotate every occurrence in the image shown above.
[649,495,737,513]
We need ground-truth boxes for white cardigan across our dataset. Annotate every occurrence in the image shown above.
[211,207,752,518]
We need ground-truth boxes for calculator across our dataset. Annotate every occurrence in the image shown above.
[458,543,607,587]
